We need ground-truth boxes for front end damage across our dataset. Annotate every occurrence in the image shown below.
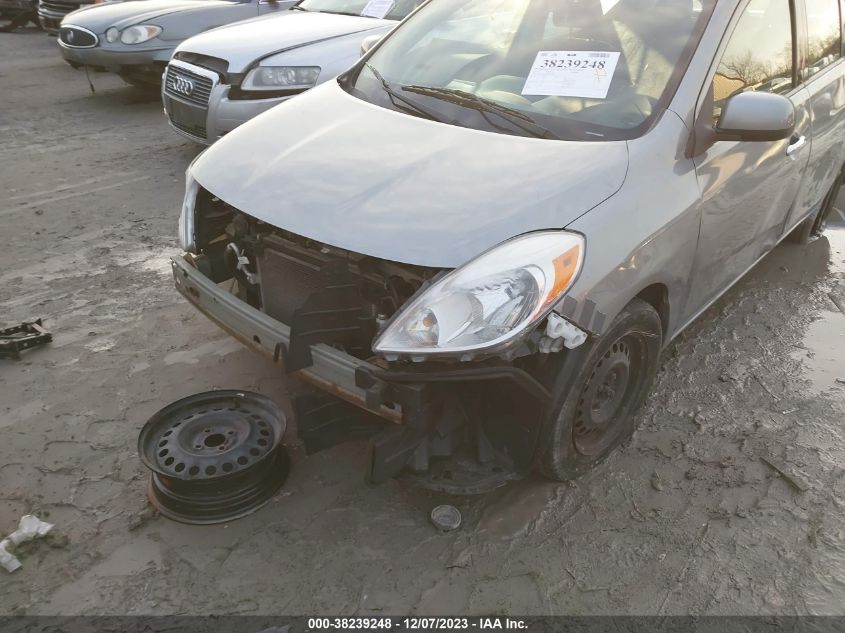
[173,186,587,493]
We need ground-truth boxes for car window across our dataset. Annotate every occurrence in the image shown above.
[346,0,716,142]
[712,0,794,124]
[296,0,424,20]
[804,0,842,77]
[406,0,529,54]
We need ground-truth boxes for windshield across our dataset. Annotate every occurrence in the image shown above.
[296,0,424,20]
[343,0,714,141]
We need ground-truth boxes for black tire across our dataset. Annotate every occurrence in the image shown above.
[536,298,662,481]
[789,170,843,244]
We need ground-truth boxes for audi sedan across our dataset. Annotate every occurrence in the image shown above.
[171,0,845,491]
[163,0,424,144]
[56,0,296,87]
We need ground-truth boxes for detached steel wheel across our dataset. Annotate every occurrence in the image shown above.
[537,298,662,481]
[138,390,289,525]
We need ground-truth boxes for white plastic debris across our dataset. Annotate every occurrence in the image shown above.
[540,313,588,352]
[0,514,54,573]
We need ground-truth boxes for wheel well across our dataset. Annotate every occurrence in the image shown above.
[636,284,670,338]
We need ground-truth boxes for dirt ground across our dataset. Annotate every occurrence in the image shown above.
[1,30,845,617]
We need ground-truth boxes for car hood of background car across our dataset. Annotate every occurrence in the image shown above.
[177,11,393,72]
[191,82,630,268]
[66,0,240,32]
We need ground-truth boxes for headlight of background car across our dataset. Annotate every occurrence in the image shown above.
[105,27,119,43]
[374,231,585,359]
[119,24,161,45]
[241,66,321,92]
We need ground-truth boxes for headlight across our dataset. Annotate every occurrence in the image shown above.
[105,26,118,42]
[120,24,161,44]
[241,66,321,92]
[179,169,199,252]
[374,231,584,359]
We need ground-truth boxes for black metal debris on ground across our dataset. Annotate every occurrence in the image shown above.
[0,319,52,360]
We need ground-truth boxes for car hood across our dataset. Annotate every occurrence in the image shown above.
[191,82,629,268]
[177,11,392,72]
[65,0,239,32]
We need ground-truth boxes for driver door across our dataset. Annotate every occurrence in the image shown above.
[687,0,812,313]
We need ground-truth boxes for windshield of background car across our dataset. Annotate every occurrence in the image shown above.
[297,0,424,20]
[343,0,715,141]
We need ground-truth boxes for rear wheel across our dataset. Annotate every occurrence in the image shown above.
[537,298,662,481]
[789,170,843,244]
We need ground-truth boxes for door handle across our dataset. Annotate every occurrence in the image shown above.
[786,134,807,156]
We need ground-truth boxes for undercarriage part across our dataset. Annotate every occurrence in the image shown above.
[0,319,52,360]
[138,390,289,525]
[294,393,388,455]
[405,451,524,495]
[357,364,550,491]
[368,424,429,484]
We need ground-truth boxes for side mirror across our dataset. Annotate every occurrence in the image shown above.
[360,34,382,57]
[715,91,795,142]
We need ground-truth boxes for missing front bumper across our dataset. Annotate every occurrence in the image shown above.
[171,254,401,423]
[172,254,553,490]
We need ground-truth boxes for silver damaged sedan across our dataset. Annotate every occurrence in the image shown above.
[173,0,845,490]
[163,0,425,144]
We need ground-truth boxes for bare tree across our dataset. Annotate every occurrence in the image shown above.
[719,49,769,86]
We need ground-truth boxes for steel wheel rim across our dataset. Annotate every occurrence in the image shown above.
[138,390,289,524]
[573,335,644,456]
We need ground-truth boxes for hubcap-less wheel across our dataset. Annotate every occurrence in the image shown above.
[573,339,637,455]
[536,297,662,481]
[138,390,289,525]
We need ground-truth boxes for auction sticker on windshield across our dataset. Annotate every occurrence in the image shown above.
[522,51,621,99]
[361,0,394,18]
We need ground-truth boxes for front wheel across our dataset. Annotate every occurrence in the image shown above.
[789,170,843,244]
[536,298,662,481]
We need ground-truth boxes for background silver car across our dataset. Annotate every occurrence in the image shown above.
[57,0,295,87]
[173,0,845,486]
[38,0,108,33]
[163,0,423,144]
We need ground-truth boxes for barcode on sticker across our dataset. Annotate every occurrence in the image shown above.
[589,52,611,58]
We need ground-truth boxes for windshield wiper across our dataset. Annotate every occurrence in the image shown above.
[401,85,561,140]
[291,6,361,16]
[364,64,447,124]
